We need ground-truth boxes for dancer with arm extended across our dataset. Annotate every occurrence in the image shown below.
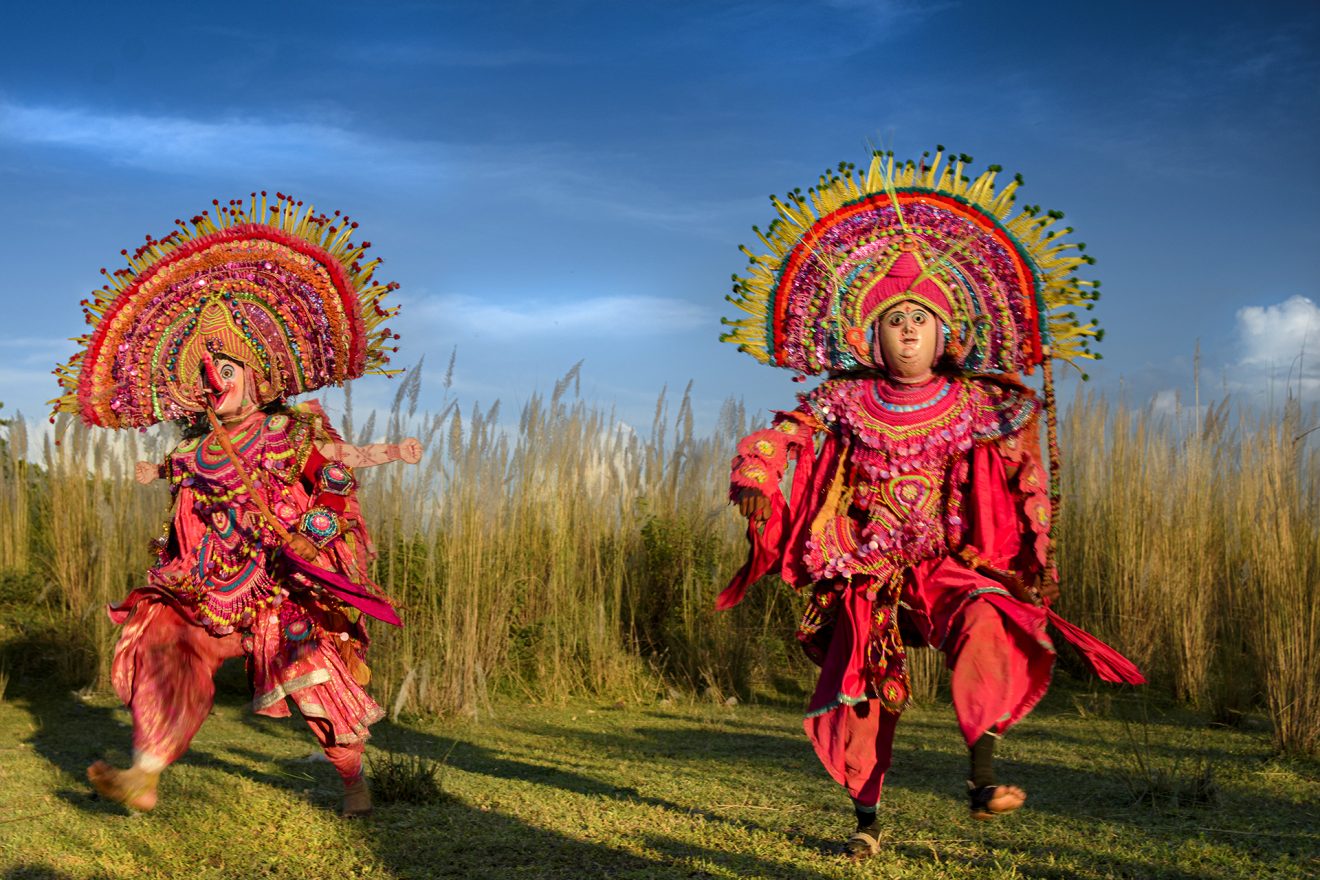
[717,150,1145,859]
[52,195,419,817]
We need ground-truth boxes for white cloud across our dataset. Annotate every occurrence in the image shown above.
[1235,295,1320,394]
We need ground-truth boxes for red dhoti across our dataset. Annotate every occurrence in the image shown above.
[110,595,380,782]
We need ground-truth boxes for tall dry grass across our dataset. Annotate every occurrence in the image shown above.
[1056,390,1319,753]
[1,378,1316,754]
[357,365,798,717]
[1230,403,1320,754]
[0,411,30,572]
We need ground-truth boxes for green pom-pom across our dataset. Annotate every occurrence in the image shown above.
[936,144,945,152]
[1081,373,1090,382]
[1095,328,1105,341]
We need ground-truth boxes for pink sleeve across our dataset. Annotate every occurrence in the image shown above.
[959,436,1053,601]
[965,443,1024,570]
[728,410,816,498]
[170,485,205,557]
[717,410,821,610]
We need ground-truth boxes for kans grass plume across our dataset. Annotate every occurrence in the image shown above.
[0,372,1316,755]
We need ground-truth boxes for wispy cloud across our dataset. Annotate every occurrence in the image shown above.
[0,99,450,180]
[0,99,737,235]
[411,293,709,339]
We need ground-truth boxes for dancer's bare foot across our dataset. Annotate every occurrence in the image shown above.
[87,761,159,812]
[341,777,372,818]
[969,783,1026,820]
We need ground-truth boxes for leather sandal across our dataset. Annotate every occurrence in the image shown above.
[968,781,1026,820]
[843,826,881,860]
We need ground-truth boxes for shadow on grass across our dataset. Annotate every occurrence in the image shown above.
[364,717,843,866]
[433,703,1317,876]
[2,866,77,880]
[10,673,1316,878]
[10,681,838,876]
[13,657,356,817]
[359,798,838,879]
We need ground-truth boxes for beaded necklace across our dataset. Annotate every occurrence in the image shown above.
[870,378,950,413]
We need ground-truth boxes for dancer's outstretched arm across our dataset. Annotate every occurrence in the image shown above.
[316,437,423,467]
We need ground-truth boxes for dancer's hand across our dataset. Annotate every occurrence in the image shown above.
[397,437,422,464]
[285,534,320,561]
[135,461,160,485]
[733,487,770,523]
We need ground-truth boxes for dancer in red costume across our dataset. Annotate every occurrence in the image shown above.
[52,194,417,816]
[717,150,1145,858]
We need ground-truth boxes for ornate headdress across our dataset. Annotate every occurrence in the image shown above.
[720,148,1101,376]
[52,193,401,428]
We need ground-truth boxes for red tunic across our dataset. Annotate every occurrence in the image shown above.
[109,403,387,761]
[721,374,1142,802]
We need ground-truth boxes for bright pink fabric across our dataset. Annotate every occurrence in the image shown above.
[113,599,243,765]
[805,698,898,806]
[110,591,385,770]
[805,585,877,716]
[726,394,1144,804]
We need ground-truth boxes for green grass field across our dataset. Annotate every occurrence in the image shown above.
[1,674,1315,880]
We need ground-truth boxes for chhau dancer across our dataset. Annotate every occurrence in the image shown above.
[718,150,1145,859]
[52,194,420,817]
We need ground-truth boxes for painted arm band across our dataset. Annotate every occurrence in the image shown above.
[299,505,346,549]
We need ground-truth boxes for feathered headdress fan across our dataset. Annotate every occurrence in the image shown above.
[720,147,1102,377]
[51,193,401,429]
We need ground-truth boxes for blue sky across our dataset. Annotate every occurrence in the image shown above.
[2,0,1318,434]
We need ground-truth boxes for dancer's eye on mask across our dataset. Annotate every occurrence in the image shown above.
[884,307,930,328]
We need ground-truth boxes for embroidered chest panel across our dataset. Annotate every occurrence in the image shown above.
[801,377,1038,581]
[162,411,317,634]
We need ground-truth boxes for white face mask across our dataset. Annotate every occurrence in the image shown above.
[874,302,940,382]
